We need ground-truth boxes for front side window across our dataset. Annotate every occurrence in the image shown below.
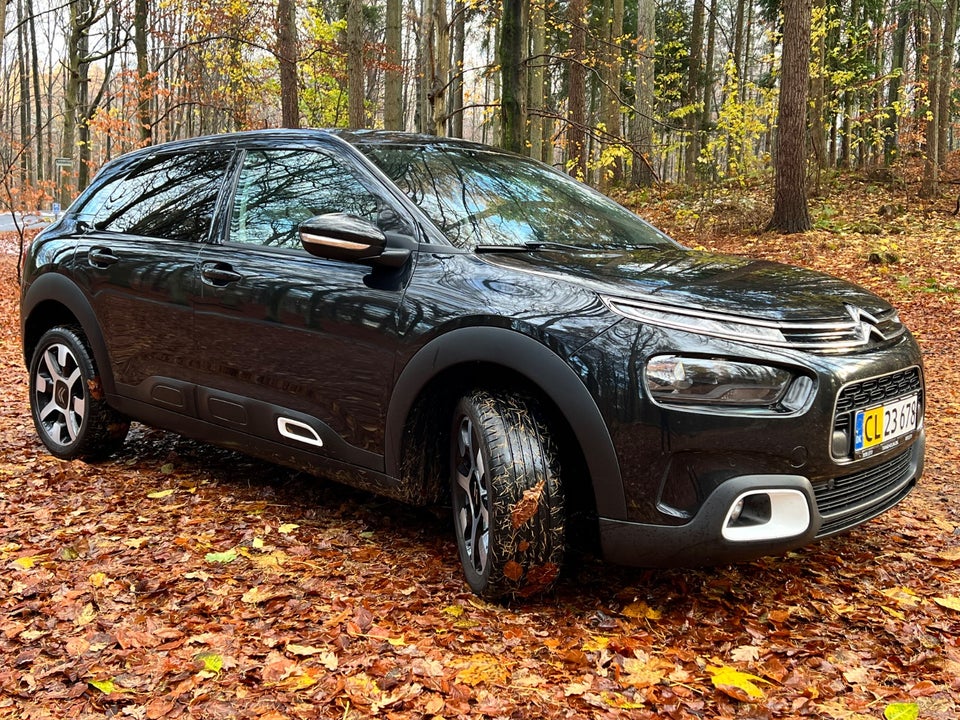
[89,151,231,243]
[229,149,398,250]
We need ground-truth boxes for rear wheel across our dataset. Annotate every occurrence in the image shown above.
[29,327,129,460]
[450,390,564,599]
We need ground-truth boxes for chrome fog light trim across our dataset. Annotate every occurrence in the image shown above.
[721,489,811,542]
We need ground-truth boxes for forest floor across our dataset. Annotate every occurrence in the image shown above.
[1,172,960,719]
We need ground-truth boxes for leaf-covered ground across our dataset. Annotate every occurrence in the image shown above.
[2,179,960,719]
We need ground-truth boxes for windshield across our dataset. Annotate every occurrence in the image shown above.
[362,143,677,251]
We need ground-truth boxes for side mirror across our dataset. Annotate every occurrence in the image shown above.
[299,213,387,264]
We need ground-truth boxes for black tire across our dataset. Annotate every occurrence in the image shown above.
[29,326,130,460]
[450,390,565,599]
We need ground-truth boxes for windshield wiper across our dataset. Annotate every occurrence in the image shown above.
[474,241,589,254]
[474,240,653,254]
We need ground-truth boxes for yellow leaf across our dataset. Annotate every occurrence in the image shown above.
[147,489,175,499]
[621,601,662,620]
[707,664,772,700]
[455,653,509,686]
[194,652,223,673]
[934,596,960,611]
[13,556,38,570]
[583,635,610,652]
[880,586,921,606]
[937,546,960,561]
[205,549,238,564]
[252,537,265,550]
[89,678,134,694]
[75,603,97,627]
[884,702,919,720]
[441,604,465,617]
[278,523,299,534]
[881,605,906,620]
[89,572,107,588]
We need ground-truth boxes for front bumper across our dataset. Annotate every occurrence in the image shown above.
[598,431,923,567]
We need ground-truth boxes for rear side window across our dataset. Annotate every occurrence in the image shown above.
[88,151,231,243]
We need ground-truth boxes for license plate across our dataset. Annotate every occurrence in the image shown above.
[854,394,920,457]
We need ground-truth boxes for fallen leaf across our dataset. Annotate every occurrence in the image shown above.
[621,601,662,620]
[205,549,238,564]
[708,664,772,701]
[511,480,543,528]
[934,596,960,611]
[884,702,919,720]
[147,489,175,499]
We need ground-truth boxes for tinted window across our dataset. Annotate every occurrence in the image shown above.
[90,151,231,243]
[230,149,397,250]
[364,144,675,251]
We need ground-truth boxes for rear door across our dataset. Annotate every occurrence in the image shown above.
[193,141,417,467]
[70,148,233,411]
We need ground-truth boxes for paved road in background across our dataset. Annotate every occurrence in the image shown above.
[0,213,54,233]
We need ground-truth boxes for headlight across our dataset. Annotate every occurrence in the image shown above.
[644,356,806,408]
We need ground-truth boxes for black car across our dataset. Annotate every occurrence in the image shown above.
[20,130,924,598]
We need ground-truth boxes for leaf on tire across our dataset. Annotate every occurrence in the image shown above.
[503,560,524,581]
[512,480,544,529]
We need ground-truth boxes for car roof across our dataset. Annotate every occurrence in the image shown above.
[111,129,503,164]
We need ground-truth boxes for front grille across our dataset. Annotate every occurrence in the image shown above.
[602,298,905,352]
[832,366,923,459]
[814,449,915,536]
[835,367,922,414]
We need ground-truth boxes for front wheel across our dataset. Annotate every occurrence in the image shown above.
[450,390,565,599]
[29,327,129,460]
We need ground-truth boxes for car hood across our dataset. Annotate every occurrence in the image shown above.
[484,247,893,322]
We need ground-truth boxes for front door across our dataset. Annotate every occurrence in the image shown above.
[194,143,416,468]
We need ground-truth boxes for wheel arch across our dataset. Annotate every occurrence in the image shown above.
[385,327,626,519]
[21,274,116,393]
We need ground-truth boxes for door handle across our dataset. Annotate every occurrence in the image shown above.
[200,262,243,286]
[87,246,119,268]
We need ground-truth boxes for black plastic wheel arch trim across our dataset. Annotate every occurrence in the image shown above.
[385,326,626,518]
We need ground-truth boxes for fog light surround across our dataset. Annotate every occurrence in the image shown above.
[721,489,811,542]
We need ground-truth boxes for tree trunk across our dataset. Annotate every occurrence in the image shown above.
[938,0,958,165]
[809,0,827,176]
[683,0,704,182]
[631,0,655,186]
[528,0,546,160]
[347,0,364,128]
[134,0,152,142]
[566,0,587,178]
[767,0,812,233]
[923,1,942,197]
[450,0,465,137]
[500,0,524,152]
[277,0,300,128]
[596,0,624,185]
[884,3,908,165]
[384,0,403,129]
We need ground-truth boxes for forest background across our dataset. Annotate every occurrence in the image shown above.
[1,0,959,230]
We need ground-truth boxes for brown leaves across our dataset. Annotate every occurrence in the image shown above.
[3,200,960,720]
